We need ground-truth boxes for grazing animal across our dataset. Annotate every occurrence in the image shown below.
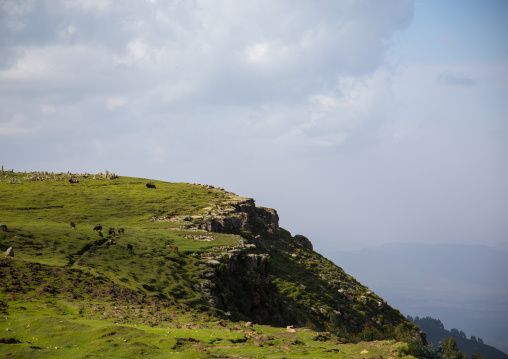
[126,244,133,252]
[108,229,115,235]
[70,222,76,230]
[118,228,124,234]
[93,225,102,231]
[4,247,14,257]
[108,239,117,245]
[98,231,103,237]
[145,183,156,189]
[69,178,79,184]
[169,246,179,251]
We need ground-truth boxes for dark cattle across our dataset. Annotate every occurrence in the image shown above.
[108,239,117,245]
[70,222,76,229]
[118,228,124,234]
[126,244,133,252]
[108,229,115,235]
[146,183,156,189]
[169,246,179,251]
[98,231,103,237]
[69,178,79,184]
[93,225,102,231]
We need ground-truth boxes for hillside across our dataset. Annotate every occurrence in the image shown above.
[0,170,426,358]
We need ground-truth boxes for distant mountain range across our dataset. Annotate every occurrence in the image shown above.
[330,242,508,355]
[408,315,508,359]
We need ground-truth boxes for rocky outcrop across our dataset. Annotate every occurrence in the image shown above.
[199,244,274,323]
[294,235,313,251]
[206,200,279,238]
[153,197,280,239]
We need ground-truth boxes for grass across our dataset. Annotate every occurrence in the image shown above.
[0,173,240,302]
[0,300,414,358]
[0,172,229,226]
[0,170,421,358]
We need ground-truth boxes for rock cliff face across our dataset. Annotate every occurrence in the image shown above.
[205,199,279,239]
[151,193,279,239]
[197,196,418,339]
[200,245,274,323]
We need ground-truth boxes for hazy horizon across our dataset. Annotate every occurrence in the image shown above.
[330,241,508,353]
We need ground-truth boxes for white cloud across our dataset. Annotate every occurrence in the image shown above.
[0,115,41,136]
[245,43,269,64]
[41,105,56,114]
[63,0,111,13]
[264,67,395,151]
[106,97,126,110]
[0,48,51,79]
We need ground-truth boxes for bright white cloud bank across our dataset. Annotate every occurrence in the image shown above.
[1,0,507,250]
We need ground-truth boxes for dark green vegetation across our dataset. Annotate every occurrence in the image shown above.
[408,316,508,359]
[1,170,428,358]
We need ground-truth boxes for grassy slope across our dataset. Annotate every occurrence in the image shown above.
[0,172,238,303]
[1,300,412,359]
[0,171,417,358]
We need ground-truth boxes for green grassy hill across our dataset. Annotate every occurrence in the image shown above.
[0,170,430,358]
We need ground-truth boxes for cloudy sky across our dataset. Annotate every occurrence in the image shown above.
[1,0,507,251]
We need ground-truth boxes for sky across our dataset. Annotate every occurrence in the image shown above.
[1,0,507,252]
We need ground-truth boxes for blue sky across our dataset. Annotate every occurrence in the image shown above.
[1,0,507,251]
[398,1,508,63]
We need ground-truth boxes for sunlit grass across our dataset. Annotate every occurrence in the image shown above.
[0,171,419,358]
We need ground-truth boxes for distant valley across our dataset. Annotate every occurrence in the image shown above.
[330,242,508,355]
[407,315,508,359]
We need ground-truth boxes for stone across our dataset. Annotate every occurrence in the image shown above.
[293,234,313,251]
[245,322,253,327]
[252,235,266,250]
[246,254,259,268]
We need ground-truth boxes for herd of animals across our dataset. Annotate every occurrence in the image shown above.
[64,182,158,253]
[69,222,133,252]
[68,221,178,253]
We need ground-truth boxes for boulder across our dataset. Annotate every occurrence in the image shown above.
[294,234,313,251]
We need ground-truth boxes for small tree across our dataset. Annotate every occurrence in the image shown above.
[439,337,466,359]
